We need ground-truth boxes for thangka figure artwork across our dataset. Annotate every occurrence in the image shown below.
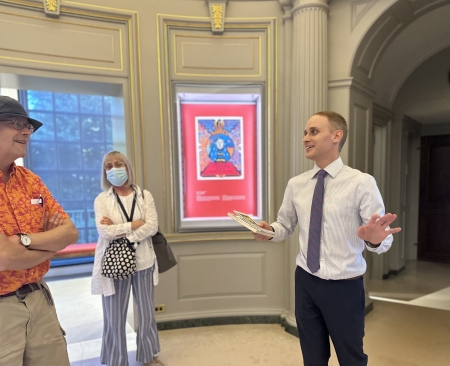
[195,117,243,179]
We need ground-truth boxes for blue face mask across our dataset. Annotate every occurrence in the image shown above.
[106,167,128,187]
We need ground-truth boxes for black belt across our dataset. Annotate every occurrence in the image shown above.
[0,283,41,298]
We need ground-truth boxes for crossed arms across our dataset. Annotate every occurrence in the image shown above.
[0,212,78,271]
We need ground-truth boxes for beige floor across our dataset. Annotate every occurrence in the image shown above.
[46,260,450,366]
[367,260,450,303]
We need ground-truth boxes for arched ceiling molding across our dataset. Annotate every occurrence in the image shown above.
[350,0,450,91]
[392,47,450,124]
[372,4,450,108]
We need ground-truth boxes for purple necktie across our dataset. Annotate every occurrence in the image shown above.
[307,170,327,273]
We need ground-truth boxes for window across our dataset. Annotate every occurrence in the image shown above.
[20,90,126,245]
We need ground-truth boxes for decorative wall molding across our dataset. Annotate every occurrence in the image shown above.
[0,0,146,190]
[173,34,261,77]
[373,102,394,122]
[351,0,450,83]
[0,12,123,71]
[387,38,450,106]
[351,102,371,172]
[355,14,402,78]
[351,0,376,30]
[43,0,60,17]
[328,78,377,100]
[206,0,228,34]
[156,14,277,231]
[408,0,449,15]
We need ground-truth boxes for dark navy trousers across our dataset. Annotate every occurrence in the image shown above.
[295,266,368,366]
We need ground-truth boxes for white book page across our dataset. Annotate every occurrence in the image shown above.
[228,211,275,237]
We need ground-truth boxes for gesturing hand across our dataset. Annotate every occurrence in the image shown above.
[357,213,401,245]
[43,211,64,232]
[100,216,113,226]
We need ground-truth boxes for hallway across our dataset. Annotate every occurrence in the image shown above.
[46,260,450,366]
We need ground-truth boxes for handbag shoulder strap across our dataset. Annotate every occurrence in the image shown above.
[115,190,137,222]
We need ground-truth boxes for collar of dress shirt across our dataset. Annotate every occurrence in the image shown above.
[311,156,344,179]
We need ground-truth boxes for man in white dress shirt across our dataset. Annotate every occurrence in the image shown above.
[254,111,401,366]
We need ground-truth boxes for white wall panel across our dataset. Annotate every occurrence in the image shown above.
[178,253,265,299]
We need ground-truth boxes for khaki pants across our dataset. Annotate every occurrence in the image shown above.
[0,281,69,366]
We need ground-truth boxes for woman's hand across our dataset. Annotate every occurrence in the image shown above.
[100,216,113,226]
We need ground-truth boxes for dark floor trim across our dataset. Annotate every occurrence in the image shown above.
[158,304,375,335]
[382,266,406,280]
[282,320,299,338]
[157,315,282,331]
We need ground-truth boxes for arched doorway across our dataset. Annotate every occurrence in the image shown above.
[350,0,450,277]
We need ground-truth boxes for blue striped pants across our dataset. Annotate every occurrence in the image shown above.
[100,266,160,366]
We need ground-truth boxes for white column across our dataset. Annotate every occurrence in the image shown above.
[291,0,329,175]
[278,0,297,334]
[280,0,329,332]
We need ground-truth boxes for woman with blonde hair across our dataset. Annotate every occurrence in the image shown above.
[91,150,164,366]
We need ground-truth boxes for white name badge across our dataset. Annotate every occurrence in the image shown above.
[31,199,40,204]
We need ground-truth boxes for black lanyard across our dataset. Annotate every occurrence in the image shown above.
[115,190,137,223]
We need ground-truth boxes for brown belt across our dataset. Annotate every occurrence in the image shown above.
[0,283,41,298]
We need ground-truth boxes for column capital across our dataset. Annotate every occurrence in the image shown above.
[292,0,329,17]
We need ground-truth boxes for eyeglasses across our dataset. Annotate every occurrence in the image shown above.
[0,118,35,134]
[104,161,126,170]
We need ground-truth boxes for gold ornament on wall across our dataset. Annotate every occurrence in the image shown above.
[207,0,228,34]
[43,0,60,17]
[211,5,223,29]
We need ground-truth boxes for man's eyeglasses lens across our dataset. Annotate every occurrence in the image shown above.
[0,119,35,134]
[104,162,126,170]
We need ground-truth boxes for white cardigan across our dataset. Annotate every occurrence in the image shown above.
[91,185,159,296]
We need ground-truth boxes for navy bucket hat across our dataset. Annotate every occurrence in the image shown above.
[0,96,43,132]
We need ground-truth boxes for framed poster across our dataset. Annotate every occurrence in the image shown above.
[174,84,266,231]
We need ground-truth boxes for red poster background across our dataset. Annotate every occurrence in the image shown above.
[181,103,258,218]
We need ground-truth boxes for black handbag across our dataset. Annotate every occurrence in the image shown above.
[101,237,137,279]
[152,229,177,273]
[101,191,138,280]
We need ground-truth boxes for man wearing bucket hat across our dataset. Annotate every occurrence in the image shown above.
[0,96,78,365]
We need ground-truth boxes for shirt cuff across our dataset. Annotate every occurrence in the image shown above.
[364,240,381,248]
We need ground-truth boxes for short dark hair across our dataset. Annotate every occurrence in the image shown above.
[314,111,348,151]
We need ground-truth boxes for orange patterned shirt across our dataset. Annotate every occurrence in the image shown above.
[0,164,68,295]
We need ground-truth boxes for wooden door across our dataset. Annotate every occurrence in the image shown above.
[418,135,450,263]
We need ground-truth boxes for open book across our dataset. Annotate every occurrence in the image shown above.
[227,210,275,237]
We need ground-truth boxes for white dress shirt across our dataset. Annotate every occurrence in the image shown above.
[271,157,393,280]
[91,185,159,296]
